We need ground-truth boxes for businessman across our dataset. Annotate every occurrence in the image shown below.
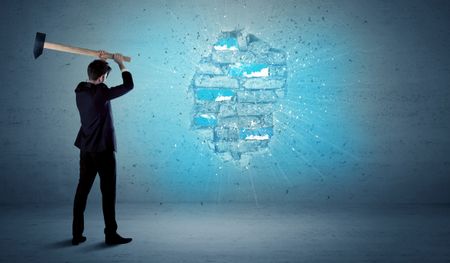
[72,52,133,245]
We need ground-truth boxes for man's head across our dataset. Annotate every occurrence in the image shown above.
[87,59,112,83]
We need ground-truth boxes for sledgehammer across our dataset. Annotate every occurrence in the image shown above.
[33,32,131,62]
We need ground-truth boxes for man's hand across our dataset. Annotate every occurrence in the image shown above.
[112,53,125,63]
[112,53,126,71]
[98,50,108,60]
[97,51,126,70]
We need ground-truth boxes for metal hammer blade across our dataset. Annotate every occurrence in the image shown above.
[34,32,46,59]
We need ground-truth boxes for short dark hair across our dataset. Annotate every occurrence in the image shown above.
[87,60,112,80]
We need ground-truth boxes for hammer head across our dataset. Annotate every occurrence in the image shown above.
[34,32,46,59]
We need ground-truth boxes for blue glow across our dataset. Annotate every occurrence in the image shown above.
[193,114,217,128]
[239,127,273,140]
[214,38,239,50]
[195,88,235,101]
[228,64,269,78]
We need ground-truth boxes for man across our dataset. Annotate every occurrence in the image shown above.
[72,52,133,245]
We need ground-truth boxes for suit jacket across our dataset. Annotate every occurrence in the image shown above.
[74,71,134,152]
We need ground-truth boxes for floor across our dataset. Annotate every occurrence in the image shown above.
[0,203,449,262]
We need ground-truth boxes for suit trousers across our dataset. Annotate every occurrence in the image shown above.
[72,150,118,237]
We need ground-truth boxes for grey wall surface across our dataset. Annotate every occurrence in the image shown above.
[0,0,449,204]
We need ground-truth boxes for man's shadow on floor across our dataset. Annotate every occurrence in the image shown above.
[45,239,73,249]
[45,239,115,250]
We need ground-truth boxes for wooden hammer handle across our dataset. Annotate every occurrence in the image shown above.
[43,42,131,62]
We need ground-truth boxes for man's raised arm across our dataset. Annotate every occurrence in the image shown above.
[105,53,134,100]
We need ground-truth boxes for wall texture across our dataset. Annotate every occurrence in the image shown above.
[0,0,449,204]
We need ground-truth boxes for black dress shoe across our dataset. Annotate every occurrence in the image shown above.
[72,236,87,245]
[105,233,132,245]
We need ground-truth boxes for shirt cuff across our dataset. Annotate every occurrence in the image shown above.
[121,69,129,73]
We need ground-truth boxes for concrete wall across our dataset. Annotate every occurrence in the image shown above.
[0,0,449,204]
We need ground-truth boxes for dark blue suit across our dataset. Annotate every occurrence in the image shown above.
[72,71,133,237]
